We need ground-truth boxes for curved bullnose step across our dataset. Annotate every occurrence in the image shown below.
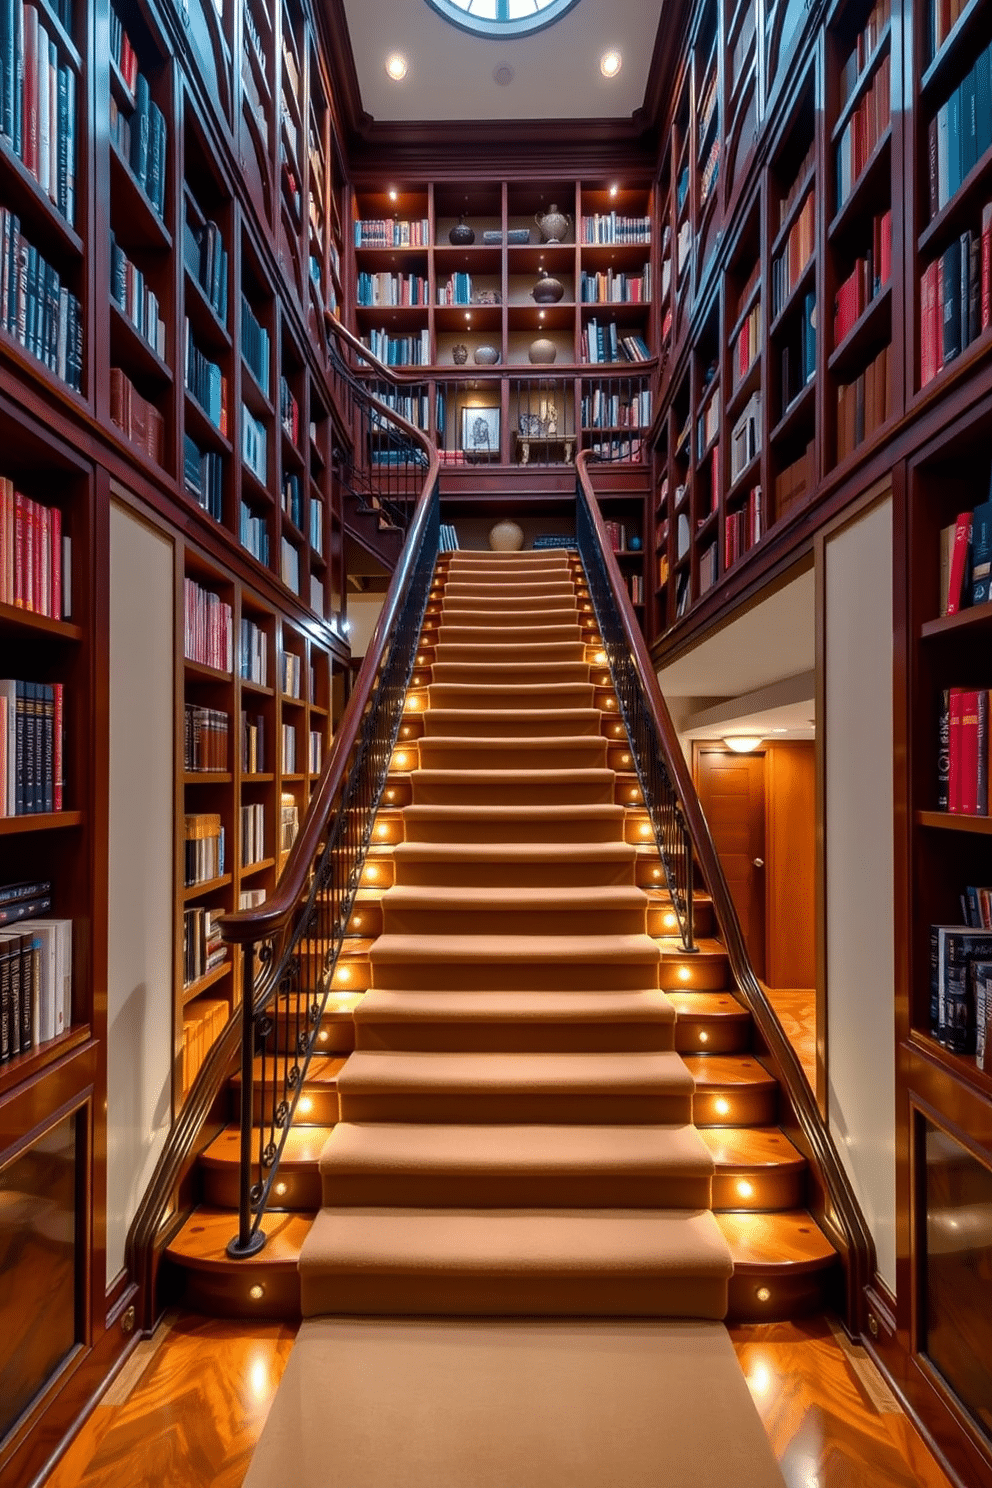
[319,1122,715,1209]
[716,1210,840,1320]
[337,1049,695,1124]
[299,1207,734,1319]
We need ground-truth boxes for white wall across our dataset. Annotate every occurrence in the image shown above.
[823,495,896,1291]
[347,591,387,658]
[106,502,175,1285]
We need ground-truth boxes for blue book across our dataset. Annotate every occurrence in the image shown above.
[962,63,978,180]
[970,499,992,605]
[948,83,963,202]
[976,45,992,162]
[131,72,150,187]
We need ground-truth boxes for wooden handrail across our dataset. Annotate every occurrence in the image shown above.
[575,449,876,1329]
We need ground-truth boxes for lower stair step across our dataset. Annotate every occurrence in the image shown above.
[410,767,616,808]
[163,1207,311,1319]
[400,803,626,843]
[231,1054,347,1125]
[684,1055,778,1126]
[200,1124,334,1210]
[337,1049,695,1124]
[715,1210,839,1321]
[422,706,603,738]
[319,1122,714,1209]
[700,1126,807,1210]
[369,932,661,991]
[668,991,752,1054]
[379,884,649,937]
[299,1206,734,1319]
[354,987,676,1053]
[390,839,638,889]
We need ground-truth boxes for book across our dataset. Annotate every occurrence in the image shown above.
[945,511,972,614]
[933,926,992,1052]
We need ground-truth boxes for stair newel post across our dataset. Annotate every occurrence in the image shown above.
[228,940,266,1258]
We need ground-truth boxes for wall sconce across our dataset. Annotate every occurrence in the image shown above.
[723,736,763,753]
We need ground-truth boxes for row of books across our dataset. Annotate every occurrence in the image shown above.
[937,688,992,816]
[603,520,638,553]
[581,321,650,364]
[698,542,718,597]
[110,236,165,358]
[0,481,69,618]
[281,721,297,774]
[838,0,890,107]
[625,570,645,605]
[282,472,303,531]
[374,387,435,432]
[354,218,430,248]
[240,802,265,867]
[438,521,460,553]
[697,67,718,150]
[239,618,268,686]
[780,291,817,408]
[0,679,62,815]
[308,728,322,775]
[778,139,816,231]
[241,295,270,392]
[836,343,890,462]
[919,207,992,387]
[833,210,892,347]
[697,389,719,458]
[580,213,652,245]
[183,433,223,519]
[939,484,992,617]
[181,907,226,990]
[279,792,299,852]
[362,327,431,366]
[184,213,228,324]
[110,366,164,466]
[1,0,77,225]
[927,43,992,220]
[700,138,721,207]
[835,54,890,210]
[771,189,814,319]
[925,0,968,63]
[280,536,299,594]
[0,877,50,926]
[108,83,168,222]
[180,997,227,1095]
[241,403,267,484]
[309,497,323,555]
[586,436,643,463]
[725,485,764,569]
[184,577,233,672]
[774,438,815,520]
[733,300,761,384]
[239,499,269,565]
[279,376,300,444]
[730,391,761,483]
[184,812,225,887]
[436,272,477,307]
[184,320,228,434]
[0,210,83,391]
[242,710,265,774]
[581,388,651,430]
[281,649,301,698]
[929,924,992,1065]
[0,909,71,1060]
[183,704,228,773]
[579,266,651,303]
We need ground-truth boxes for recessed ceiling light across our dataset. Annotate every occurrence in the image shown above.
[600,50,622,78]
[385,53,408,80]
[609,183,619,196]
[388,189,398,201]
[493,62,514,86]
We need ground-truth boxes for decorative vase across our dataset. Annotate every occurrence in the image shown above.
[528,337,557,364]
[473,344,500,365]
[534,204,572,243]
[449,214,475,245]
[532,273,564,304]
[452,343,469,365]
[488,519,525,552]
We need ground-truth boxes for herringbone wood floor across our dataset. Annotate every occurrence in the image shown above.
[39,1312,955,1488]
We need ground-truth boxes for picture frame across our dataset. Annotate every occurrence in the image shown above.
[461,406,500,458]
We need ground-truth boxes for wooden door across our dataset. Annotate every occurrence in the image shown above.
[695,746,766,977]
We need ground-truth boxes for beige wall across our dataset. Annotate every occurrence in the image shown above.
[106,501,176,1285]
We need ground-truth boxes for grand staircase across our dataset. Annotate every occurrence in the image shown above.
[163,544,839,1323]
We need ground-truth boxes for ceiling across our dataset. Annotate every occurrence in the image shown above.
[337,0,665,123]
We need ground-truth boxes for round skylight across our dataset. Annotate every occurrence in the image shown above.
[425,0,581,39]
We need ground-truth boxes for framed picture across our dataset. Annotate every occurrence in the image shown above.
[461,406,500,457]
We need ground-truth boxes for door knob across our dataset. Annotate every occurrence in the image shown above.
[752,857,764,868]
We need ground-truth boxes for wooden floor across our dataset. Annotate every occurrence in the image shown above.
[763,984,817,1090]
[41,1312,957,1488]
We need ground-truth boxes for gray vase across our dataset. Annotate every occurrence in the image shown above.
[473,345,500,365]
[532,273,564,304]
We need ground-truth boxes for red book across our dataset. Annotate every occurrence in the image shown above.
[879,209,892,287]
[946,511,973,614]
[948,687,964,812]
[959,689,980,815]
[51,504,61,619]
[979,690,990,816]
[13,489,25,607]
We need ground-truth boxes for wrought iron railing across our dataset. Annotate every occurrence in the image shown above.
[575,456,695,952]
[575,449,876,1328]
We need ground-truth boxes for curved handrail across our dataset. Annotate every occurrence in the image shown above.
[125,320,440,1314]
[575,449,876,1329]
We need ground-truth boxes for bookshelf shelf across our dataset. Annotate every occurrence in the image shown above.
[0,1025,93,1102]
[919,601,992,640]
[110,301,173,385]
[240,856,275,878]
[181,961,232,1005]
[185,658,232,682]
[0,602,83,641]
[109,141,172,252]
[830,21,892,144]
[184,391,233,455]
[0,810,84,835]
[909,1029,992,1103]
[769,377,816,446]
[916,810,992,835]
[184,267,233,351]
[828,126,892,241]
[917,143,992,258]
[182,872,233,902]
[183,772,233,785]
[0,143,86,260]
[919,0,988,100]
[827,282,892,377]
[242,771,275,782]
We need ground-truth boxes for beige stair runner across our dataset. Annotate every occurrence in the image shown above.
[299,548,735,1319]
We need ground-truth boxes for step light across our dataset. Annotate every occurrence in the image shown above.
[714,1097,731,1116]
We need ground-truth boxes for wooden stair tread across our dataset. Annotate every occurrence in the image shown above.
[232,1054,347,1087]
[202,1125,335,1169]
[657,937,726,960]
[715,1210,837,1270]
[166,1208,313,1269]
[699,1126,805,1171]
[668,992,747,1019]
[683,1055,776,1090]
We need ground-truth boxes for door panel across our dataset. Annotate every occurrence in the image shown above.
[695,748,766,978]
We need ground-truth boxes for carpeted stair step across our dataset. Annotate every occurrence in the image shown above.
[428,680,597,710]
[337,1049,692,1124]
[200,1124,334,1210]
[430,623,585,648]
[441,581,579,605]
[416,733,608,772]
[353,988,677,1052]
[433,640,587,665]
[298,1206,734,1319]
[410,766,616,807]
[369,931,661,991]
[391,839,637,888]
[379,884,650,938]
[400,802,628,844]
[430,659,593,686]
[318,1122,714,1209]
[421,706,604,738]
[685,1054,779,1126]
[434,607,585,632]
